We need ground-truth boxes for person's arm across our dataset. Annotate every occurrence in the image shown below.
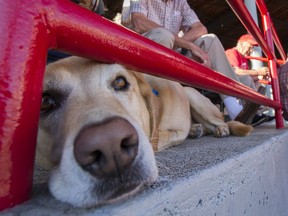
[174,22,210,67]
[181,22,208,42]
[233,66,270,77]
[174,35,211,67]
[131,12,161,33]
[131,12,210,67]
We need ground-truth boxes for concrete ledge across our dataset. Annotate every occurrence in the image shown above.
[1,123,288,216]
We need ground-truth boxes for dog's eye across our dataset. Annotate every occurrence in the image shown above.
[41,93,58,114]
[112,76,130,91]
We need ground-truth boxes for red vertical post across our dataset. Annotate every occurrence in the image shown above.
[256,0,287,60]
[0,1,50,210]
[261,12,284,128]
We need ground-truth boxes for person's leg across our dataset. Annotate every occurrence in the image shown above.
[222,97,243,120]
[194,35,256,91]
[193,34,244,120]
[238,75,257,90]
[142,27,175,49]
[194,34,240,82]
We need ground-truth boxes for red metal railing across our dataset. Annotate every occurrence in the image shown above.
[226,0,286,129]
[255,0,287,60]
[246,56,285,65]
[0,0,285,211]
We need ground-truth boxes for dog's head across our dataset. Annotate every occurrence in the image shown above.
[37,56,159,207]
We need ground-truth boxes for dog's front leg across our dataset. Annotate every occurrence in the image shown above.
[151,130,189,151]
[188,123,213,139]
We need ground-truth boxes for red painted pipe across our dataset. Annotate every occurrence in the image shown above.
[0,0,51,210]
[256,0,287,61]
[226,0,283,128]
[245,56,285,65]
[46,0,281,107]
[226,0,275,60]
[262,11,283,128]
[0,0,284,211]
[272,26,287,61]
[258,2,283,128]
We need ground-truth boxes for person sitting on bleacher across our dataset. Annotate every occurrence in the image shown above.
[225,34,274,126]
[121,0,270,125]
[225,34,270,91]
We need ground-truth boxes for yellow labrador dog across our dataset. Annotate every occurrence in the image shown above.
[37,56,252,207]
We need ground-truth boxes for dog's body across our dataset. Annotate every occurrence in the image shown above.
[37,56,252,207]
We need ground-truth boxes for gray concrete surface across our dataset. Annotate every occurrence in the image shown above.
[1,121,288,216]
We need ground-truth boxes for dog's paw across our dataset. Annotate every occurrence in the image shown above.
[189,124,204,139]
[213,125,230,138]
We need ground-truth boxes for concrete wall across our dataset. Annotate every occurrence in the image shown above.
[145,134,288,216]
[105,133,288,216]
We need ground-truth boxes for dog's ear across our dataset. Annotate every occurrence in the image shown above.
[133,72,163,151]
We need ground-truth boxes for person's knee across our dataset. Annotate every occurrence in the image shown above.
[208,33,217,38]
[204,33,220,45]
[143,27,175,49]
[239,75,256,90]
[195,33,219,51]
[198,33,217,41]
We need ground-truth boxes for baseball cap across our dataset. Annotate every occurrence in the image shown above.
[238,34,258,46]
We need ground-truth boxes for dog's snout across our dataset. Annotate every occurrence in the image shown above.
[74,117,139,178]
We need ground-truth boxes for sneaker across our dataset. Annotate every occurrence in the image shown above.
[251,114,275,127]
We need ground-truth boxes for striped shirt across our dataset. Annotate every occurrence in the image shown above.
[126,0,200,35]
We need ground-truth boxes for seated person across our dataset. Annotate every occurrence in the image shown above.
[225,34,270,90]
[121,0,265,124]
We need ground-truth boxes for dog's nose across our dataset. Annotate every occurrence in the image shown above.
[74,117,139,178]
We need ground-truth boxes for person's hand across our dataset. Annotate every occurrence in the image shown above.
[190,47,211,68]
[257,67,270,76]
[255,67,270,81]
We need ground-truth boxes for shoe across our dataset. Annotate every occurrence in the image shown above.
[234,102,261,124]
[257,106,270,114]
[234,86,267,125]
[257,85,267,95]
[251,114,275,127]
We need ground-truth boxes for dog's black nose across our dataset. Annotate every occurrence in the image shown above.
[74,117,139,178]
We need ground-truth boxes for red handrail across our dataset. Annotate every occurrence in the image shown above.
[256,0,287,60]
[0,0,285,211]
[245,56,285,65]
[226,0,274,59]
[226,0,284,128]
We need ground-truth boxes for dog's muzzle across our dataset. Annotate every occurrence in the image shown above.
[74,116,139,178]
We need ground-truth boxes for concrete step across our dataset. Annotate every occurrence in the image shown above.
[1,123,288,216]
